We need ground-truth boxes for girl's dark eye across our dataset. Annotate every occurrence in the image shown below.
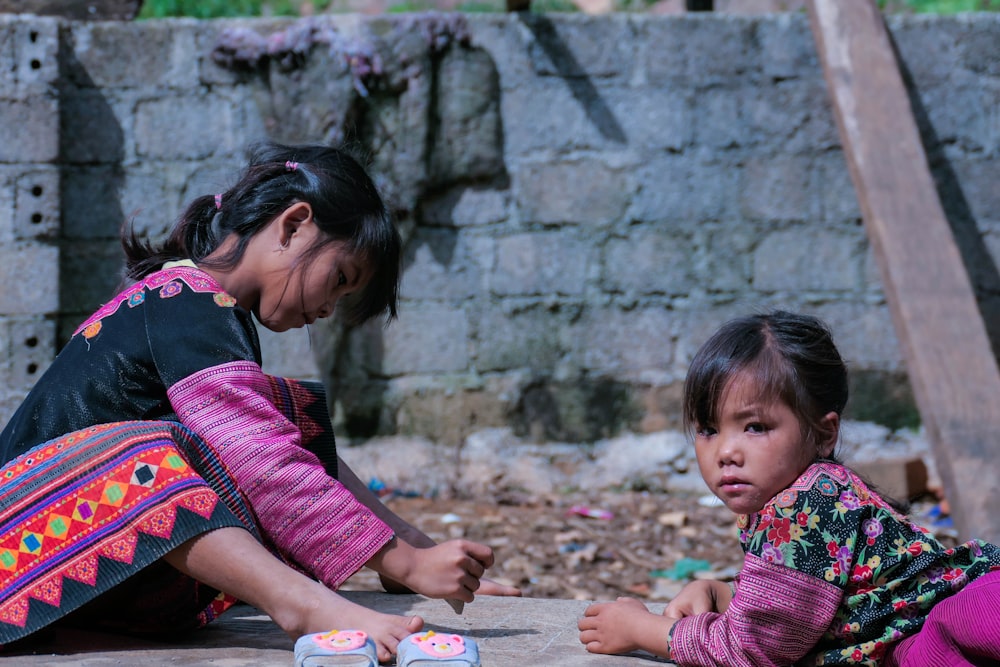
[746,422,767,434]
[337,271,347,287]
[696,425,717,437]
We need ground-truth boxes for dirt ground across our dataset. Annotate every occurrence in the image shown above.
[340,488,952,604]
[341,489,747,602]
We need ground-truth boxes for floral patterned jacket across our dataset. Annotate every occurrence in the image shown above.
[668,461,1000,666]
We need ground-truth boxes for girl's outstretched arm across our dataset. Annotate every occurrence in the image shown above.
[337,455,522,597]
[579,597,678,658]
[366,535,493,602]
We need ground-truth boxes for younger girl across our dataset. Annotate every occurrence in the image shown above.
[0,142,516,662]
[578,311,1000,666]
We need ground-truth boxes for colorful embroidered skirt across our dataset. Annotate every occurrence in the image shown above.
[0,421,249,644]
[0,377,340,645]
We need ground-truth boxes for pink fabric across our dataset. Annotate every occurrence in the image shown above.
[168,360,393,588]
[669,553,843,666]
[886,569,1000,667]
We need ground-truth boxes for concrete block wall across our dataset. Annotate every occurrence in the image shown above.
[0,17,61,421]
[2,12,999,447]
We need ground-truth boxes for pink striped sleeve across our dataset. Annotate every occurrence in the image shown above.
[669,553,843,666]
[167,360,394,588]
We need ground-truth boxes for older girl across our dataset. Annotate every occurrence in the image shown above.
[0,143,516,663]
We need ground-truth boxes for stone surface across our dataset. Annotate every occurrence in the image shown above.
[5,594,668,666]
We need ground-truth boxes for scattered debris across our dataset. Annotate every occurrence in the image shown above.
[650,557,712,581]
[566,505,614,520]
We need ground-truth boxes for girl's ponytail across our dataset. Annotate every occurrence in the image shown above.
[122,194,220,280]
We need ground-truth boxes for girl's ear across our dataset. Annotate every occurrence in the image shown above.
[816,411,840,458]
[275,202,314,248]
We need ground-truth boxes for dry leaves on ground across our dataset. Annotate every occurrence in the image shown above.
[341,489,746,602]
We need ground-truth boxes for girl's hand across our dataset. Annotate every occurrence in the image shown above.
[662,579,733,619]
[380,573,521,597]
[477,577,522,597]
[406,539,494,602]
[578,597,676,658]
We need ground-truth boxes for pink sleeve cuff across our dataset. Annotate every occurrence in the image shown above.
[669,553,843,666]
[168,360,393,587]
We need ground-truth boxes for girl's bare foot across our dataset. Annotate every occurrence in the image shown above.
[164,528,424,662]
[278,579,424,662]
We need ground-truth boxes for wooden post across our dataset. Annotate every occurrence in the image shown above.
[808,0,1000,543]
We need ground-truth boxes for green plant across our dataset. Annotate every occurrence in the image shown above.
[139,0,326,19]
[879,0,1000,13]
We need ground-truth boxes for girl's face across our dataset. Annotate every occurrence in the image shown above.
[694,372,821,515]
[255,214,372,333]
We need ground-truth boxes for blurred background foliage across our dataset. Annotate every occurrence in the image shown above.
[137,0,1000,24]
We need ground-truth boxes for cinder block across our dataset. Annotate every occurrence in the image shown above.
[369,304,470,375]
[612,87,690,153]
[59,90,126,165]
[740,155,817,221]
[756,13,817,81]
[58,240,122,314]
[60,165,126,240]
[0,168,14,242]
[0,21,16,95]
[3,316,57,392]
[603,228,695,296]
[0,242,59,314]
[753,227,859,292]
[421,186,510,227]
[0,97,59,163]
[400,228,481,301]
[632,155,738,223]
[494,231,594,296]
[134,95,234,159]
[572,306,675,374]
[501,83,608,155]
[14,167,59,240]
[515,161,629,227]
[851,457,929,503]
[68,21,200,89]
[526,15,633,81]
[475,305,564,373]
[638,16,759,86]
[12,19,60,92]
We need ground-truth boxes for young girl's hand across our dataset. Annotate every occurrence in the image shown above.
[476,577,522,597]
[578,596,676,658]
[406,539,495,602]
[662,579,733,619]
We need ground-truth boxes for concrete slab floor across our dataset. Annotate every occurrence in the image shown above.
[2,591,672,666]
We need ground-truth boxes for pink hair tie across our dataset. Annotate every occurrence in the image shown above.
[214,193,223,211]
[285,160,299,171]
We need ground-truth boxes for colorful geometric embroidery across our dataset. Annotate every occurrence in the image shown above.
[82,321,101,340]
[72,267,229,337]
[160,280,183,298]
[0,422,244,642]
[267,375,325,447]
[214,293,237,308]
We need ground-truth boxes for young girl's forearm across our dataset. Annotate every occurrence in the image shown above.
[366,535,418,585]
[635,613,678,658]
[336,456,436,547]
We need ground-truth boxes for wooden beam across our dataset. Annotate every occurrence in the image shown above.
[808,0,1000,543]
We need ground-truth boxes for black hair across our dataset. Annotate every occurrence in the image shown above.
[682,310,849,458]
[122,142,400,325]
